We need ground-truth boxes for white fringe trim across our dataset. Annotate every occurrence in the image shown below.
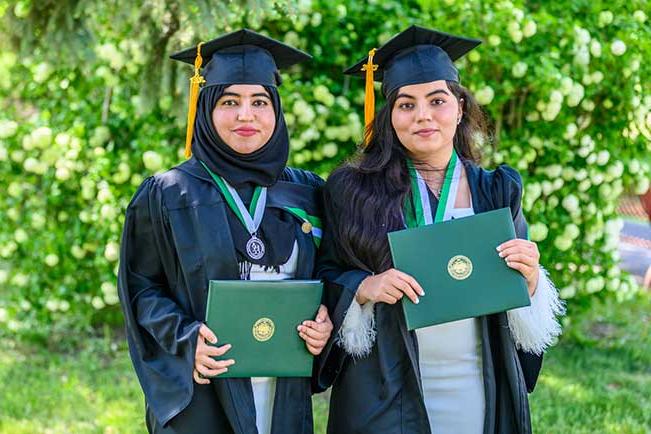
[507,266,566,355]
[337,297,377,358]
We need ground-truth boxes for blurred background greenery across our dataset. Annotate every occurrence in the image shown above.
[0,0,650,432]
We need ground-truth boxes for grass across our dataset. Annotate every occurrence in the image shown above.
[1,295,649,434]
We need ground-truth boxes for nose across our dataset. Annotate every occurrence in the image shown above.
[415,103,432,123]
[237,104,254,122]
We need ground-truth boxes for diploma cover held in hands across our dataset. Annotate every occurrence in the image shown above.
[205,280,323,377]
[388,206,531,330]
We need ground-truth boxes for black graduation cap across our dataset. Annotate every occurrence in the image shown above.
[170,28,311,88]
[171,29,311,158]
[344,25,481,142]
[345,25,481,96]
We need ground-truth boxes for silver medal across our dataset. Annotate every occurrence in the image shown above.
[246,235,265,260]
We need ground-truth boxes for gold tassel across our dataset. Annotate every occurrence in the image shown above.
[360,48,378,147]
[184,42,206,158]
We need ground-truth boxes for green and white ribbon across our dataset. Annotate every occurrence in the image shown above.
[404,150,462,228]
[200,161,268,259]
[284,206,323,246]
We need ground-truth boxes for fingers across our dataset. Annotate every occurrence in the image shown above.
[299,332,327,350]
[198,342,232,357]
[198,355,236,370]
[306,343,324,356]
[502,253,537,267]
[199,324,218,344]
[505,260,535,278]
[193,369,210,385]
[394,271,425,296]
[298,323,330,340]
[195,363,229,378]
[314,305,328,323]
[393,275,420,304]
[497,239,538,255]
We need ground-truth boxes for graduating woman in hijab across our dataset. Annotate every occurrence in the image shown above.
[316,26,565,434]
[118,29,332,434]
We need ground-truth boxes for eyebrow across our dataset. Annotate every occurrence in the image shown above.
[220,92,271,99]
[396,89,450,100]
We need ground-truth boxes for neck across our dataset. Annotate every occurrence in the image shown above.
[411,144,454,170]
[410,144,455,189]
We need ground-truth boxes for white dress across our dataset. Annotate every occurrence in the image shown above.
[416,206,485,434]
[246,241,300,434]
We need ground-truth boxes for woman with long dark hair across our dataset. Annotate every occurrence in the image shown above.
[118,30,332,434]
[317,26,564,433]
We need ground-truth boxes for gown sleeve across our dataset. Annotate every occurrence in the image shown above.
[118,177,201,359]
[314,175,373,391]
[494,166,565,391]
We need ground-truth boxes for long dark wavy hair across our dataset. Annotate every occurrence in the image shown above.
[325,81,489,273]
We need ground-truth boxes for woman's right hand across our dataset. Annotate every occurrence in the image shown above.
[355,268,424,305]
[193,324,235,385]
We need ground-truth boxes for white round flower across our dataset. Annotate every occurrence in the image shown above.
[545,165,563,178]
[322,143,338,158]
[564,123,578,139]
[590,171,604,185]
[633,10,647,23]
[142,150,163,172]
[91,296,105,310]
[542,101,562,121]
[599,184,613,200]
[96,188,112,203]
[45,254,60,267]
[610,40,626,56]
[541,181,553,196]
[560,77,574,95]
[581,100,595,112]
[59,300,70,312]
[45,300,58,312]
[550,90,564,104]
[560,286,576,299]
[574,27,591,45]
[586,276,605,293]
[313,85,335,107]
[468,51,481,63]
[31,213,46,229]
[12,273,29,287]
[562,195,580,213]
[0,270,8,284]
[55,167,71,181]
[14,229,28,243]
[529,223,548,241]
[578,179,591,192]
[522,20,537,37]
[564,223,580,239]
[0,120,18,138]
[566,83,585,107]
[71,245,85,259]
[104,242,120,262]
[554,236,573,251]
[32,126,53,148]
[598,11,614,27]
[607,162,624,179]
[634,177,650,194]
[596,150,610,166]
[475,86,495,105]
[591,71,604,84]
[573,47,590,66]
[590,40,602,57]
[488,35,501,46]
[0,307,7,322]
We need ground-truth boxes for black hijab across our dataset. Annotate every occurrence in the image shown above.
[190,84,289,187]
[190,84,296,272]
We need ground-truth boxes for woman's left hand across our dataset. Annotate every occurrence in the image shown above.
[497,239,540,297]
[298,304,333,356]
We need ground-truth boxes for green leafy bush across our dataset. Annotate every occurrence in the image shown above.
[0,0,649,341]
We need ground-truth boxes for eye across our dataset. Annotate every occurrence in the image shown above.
[220,99,238,106]
[398,102,414,110]
[252,99,270,107]
[431,98,446,105]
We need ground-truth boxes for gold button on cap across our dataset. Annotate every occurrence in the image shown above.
[301,221,312,234]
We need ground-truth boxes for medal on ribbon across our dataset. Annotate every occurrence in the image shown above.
[200,161,268,260]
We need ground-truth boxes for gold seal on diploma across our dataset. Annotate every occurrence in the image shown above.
[252,318,275,342]
[301,221,312,234]
[447,255,473,280]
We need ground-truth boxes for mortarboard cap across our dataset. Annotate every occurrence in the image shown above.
[170,29,311,158]
[344,25,481,144]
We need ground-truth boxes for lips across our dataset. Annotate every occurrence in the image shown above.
[413,128,438,137]
[233,127,258,137]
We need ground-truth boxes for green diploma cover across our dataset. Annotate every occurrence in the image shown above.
[205,280,323,377]
[388,207,531,330]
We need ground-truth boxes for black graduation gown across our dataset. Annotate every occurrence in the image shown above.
[118,157,323,433]
[316,162,543,434]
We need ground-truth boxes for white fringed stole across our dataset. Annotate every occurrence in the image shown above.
[337,266,565,357]
[337,297,377,358]
[507,267,566,355]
